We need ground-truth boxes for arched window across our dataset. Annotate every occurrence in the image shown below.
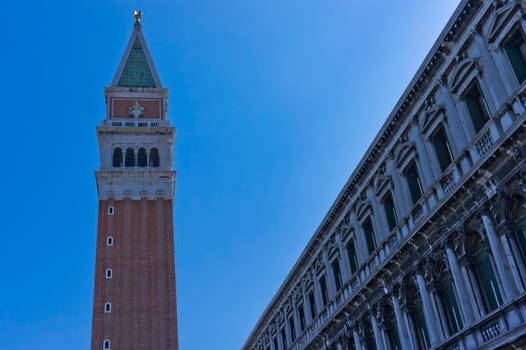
[105,268,113,279]
[363,218,377,254]
[150,148,160,167]
[465,232,503,313]
[104,302,112,313]
[125,148,135,167]
[137,147,147,167]
[112,148,123,167]
[103,339,111,350]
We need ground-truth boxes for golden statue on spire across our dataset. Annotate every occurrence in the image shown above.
[134,10,142,23]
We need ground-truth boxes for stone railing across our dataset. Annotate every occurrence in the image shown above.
[102,118,170,128]
[436,294,526,350]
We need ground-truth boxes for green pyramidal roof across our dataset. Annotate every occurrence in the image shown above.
[117,37,156,87]
[112,22,162,88]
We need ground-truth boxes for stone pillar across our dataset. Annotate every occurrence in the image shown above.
[386,157,411,218]
[409,121,435,189]
[439,83,469,150]
[301,283,313,324]
[416,273,440,346]
[269,328,277,350]
[367,186,389,242]
[323,248,337,298]
[292,298,302,340]
[390,293,412,350]
[481,212,518,299]
[352,328,363,350]
[445,245,476,323]
[336,233,351,282]
[499,227,526,293]
[503,231,526,292]
[472,31,508,106]
[312,270,323,313]
[370,308,385,350]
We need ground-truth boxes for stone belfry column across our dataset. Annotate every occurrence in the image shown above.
[91,11,179,350]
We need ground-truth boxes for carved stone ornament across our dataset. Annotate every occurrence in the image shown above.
[129,100,145,118]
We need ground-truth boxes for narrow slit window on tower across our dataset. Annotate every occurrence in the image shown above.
[104,302,112,313]
[106,236,113,247]
[125,147,136,167]
[103,339,111,350]
[137,147,147,167]
[150,148,160,167]
[105,268,113,279]
[112,148,123,167]
[107,206,114,216]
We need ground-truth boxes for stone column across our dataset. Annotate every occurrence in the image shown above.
[292,298,302,340]
[269,328,277,350]
[502,231,526,292]
[367,186,389,242]
[390,293,412,350]
[481,212,518,299]
[473,31,508,106]
[352,327,363,350]
[416,273,440,346]
[445,245,475,323]
[370,309,385,350]
[323,248,337,298]
[409,121,435,189]
[301,282,313,324]
[336,233,351,282]
[312,270,323,314]
[438,82,469,150]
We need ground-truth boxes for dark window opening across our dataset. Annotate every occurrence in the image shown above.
[150,148,160,167]
[308,291,317,319]
[319,275,329,306]
[382,192,398,231]
[280,328,287,348]
[464,82,490,133]
[332,258,343,291]
[289,316,296,342]
[431,125,453,172]
[404,161,423,204]
[504,29,526,83]
[438,280,463,335]
[346,239,359,274]
[112,148,123,167]
[363,218,377,254]
[272,337,278,350]
[298,305,306,331]
[137,147,147,167]
[125,148,135,167]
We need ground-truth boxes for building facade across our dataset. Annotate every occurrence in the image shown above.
[91,13,179,350]
[243,1,526,349]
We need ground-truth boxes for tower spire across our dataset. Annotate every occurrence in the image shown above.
[111,12,162,88]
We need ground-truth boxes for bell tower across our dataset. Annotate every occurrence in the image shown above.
[91,11,179,350]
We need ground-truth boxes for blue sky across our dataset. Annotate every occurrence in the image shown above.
[0,1,460,349]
